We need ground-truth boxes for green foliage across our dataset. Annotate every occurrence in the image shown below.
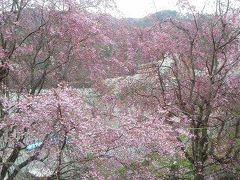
[115,162,138,176]
[146,152,194,179]
[86,152,94,161]
[142,159,150,167]
[117,165,128,176]
[236,138,240,146]
[177,159,192,169]
[183,170,194,180]
[179,134,189,143]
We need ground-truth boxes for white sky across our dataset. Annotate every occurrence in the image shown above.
[115,0,210,18]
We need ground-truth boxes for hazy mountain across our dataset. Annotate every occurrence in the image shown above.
[126,10,178,27]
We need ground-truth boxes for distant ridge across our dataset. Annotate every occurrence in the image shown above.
[125,10,178,27]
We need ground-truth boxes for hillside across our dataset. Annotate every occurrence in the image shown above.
[126,10,178,26]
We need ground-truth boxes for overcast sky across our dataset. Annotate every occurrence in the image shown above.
[115,0,209,18]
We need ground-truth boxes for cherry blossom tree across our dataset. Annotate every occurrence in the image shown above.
[133,0,240,179]
[0,0,132,179]
[1,0,240,179]
[0,0,119,94]
[0,0,158,178]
